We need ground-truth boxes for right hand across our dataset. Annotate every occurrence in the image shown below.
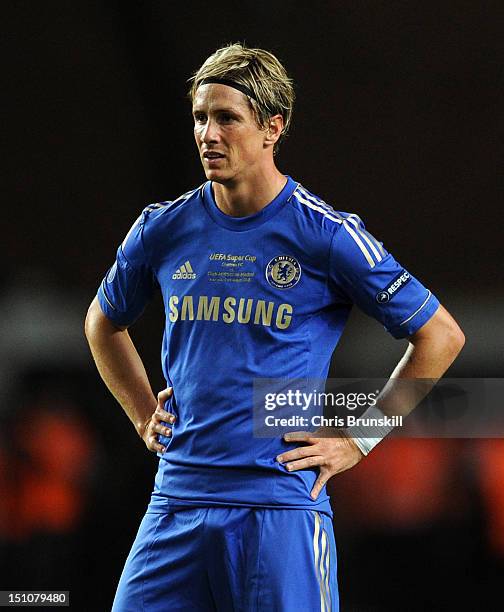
[141,387,176,453]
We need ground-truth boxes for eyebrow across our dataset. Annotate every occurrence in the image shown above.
[192,106,244,116]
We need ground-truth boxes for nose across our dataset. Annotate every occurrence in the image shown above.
[200,117,219,144]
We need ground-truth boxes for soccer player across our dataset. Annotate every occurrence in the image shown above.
[85,43,464,611]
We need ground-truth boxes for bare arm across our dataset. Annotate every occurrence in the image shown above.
[278,303,465,499]
[84,296,174,452]
[390,303,465,379]
[368,304,466,419]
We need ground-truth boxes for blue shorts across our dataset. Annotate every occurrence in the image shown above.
[112,506,338,611]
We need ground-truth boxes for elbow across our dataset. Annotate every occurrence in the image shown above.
[445,321,465,360]
[410,305,465,370]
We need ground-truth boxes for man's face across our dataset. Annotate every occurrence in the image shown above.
[192,83,268,184]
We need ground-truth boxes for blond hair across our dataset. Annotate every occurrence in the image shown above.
[188,43,295,153]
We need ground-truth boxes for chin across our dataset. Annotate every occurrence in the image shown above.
[203,168,232,184]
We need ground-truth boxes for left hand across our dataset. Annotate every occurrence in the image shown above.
[141,388,176,453]
[276,429,364,500]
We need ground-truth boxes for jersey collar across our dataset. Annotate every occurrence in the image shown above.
[202,176,297,231]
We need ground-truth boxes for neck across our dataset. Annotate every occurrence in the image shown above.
[212,166,287,217]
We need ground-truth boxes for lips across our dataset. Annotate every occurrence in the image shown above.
[203,151,225,159]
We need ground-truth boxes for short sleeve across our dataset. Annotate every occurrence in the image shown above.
[329,215,439,339]
[97,212,157,327]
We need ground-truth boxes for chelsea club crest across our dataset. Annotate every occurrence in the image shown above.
[266,255,301,289]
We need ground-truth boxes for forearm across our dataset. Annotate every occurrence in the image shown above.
[391,331,461,381]
[379,304,465,418]
[347,305,464,455]
[85,299,157,437]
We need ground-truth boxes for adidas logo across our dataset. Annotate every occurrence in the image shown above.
[172,260,196,280]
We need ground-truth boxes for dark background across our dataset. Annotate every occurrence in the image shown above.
[1,1,503,610]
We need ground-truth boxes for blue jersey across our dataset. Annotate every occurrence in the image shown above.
[97,176,439,517]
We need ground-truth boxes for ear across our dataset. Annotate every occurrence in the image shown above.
[263,114,284,148]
